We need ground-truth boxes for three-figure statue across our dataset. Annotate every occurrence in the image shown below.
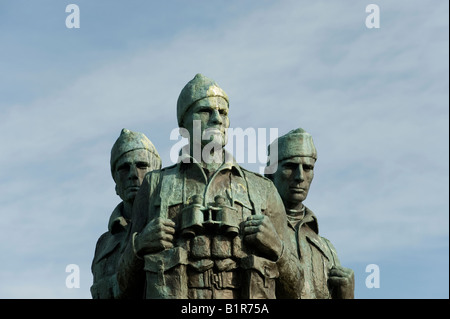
[116,74,303,299]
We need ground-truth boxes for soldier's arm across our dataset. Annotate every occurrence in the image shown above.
[266,184,304,299]
[116,172,152,298]
[90,232,112,299]
[322,237,355,299]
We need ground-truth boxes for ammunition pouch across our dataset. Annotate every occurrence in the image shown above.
[90,274,120,299]
[187,258,240,299]
[144,247,189,299]
[240,255,279,299]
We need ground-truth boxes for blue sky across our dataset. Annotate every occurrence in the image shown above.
[0,0,448,298]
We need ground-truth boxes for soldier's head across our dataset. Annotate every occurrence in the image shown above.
[177,74,230,149]
[110,128,161,204]
[265,128,317,210]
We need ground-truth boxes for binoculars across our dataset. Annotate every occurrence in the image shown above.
[180,194,240,238]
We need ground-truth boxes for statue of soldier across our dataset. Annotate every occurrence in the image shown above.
[265,128,354,299]
[117,74,302,299]
[90,128,162,298]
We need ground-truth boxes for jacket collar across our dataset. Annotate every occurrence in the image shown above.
[177,146,244,178]
[286,205,320,234]
[302,206,319,234]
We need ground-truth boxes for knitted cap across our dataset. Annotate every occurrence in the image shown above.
[267,128,317,165]
[110,128,160,176]
[177,73,229,127]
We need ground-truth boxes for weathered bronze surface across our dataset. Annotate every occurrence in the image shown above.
[265,128,354,299]
[90,128,161,298]
[115,74,302,299]
[92,76,353,299]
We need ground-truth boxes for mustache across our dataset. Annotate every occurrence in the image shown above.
[203,127,226,134]
[125,184,140,190]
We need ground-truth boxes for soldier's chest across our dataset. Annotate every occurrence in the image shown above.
[156,172,254,225]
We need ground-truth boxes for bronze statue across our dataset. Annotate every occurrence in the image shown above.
[116,74,303,299]
[90,128,161,298]
[265,128,354,298]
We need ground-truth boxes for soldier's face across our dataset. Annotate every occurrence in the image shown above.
[183,96,230,148]
[114,149,153,203]
[272,156,315,209]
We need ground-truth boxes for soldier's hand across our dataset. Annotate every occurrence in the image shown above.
[243,215,283,261]
[134,217,176,256]
[328,266,355,299]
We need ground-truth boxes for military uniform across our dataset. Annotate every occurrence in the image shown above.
[91,202,129,299]
[117,152,303,299]
[90,128,161,299]
[265,127,354,299]
[286,206,341,299]
[116,74,302,299]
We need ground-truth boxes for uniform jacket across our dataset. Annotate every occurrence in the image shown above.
[90,202,129,299]
[117,152,303,299]
[287,206,341,299]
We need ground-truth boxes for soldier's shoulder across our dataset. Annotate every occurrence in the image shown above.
[153,163,178,175]
[320,236,337,250]
[240,167,276,192]
[145,164,178,179]
[319,236,341,261]
[96,231,110,245]
[93,231,111,256]
[161,163,178,171]
[240,167,272,183]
